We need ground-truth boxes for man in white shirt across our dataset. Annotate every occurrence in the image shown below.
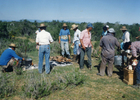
[71,24,81,61]
[120,26,130,49]
[36,23,53,74]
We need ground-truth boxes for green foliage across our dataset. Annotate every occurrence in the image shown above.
[0,73,16,98]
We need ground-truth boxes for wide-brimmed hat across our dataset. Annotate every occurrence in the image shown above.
[87,23,94,28]
[38,23,47,28]
[9,43,17,48]
[108,28,115,33]
[63,23,67,27]
[71,24,78,30]
[120,26,127,30]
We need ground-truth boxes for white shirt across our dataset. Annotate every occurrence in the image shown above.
[35,30,40,35]
[122,31,130,43]
[36,30,53,45]
[73,29,81,43]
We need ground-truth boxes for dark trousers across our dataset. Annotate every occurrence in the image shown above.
[136,61,140,84]
[80,47,91,69]
[100,55,114,76]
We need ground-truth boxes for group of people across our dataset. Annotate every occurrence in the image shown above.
[36,23,94,74]
[1,22,140,88]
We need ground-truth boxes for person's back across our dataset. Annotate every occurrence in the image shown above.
[37,30,52,45]
[100,33,119,59]
[0,49,22,65]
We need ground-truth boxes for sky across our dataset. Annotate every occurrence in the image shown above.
[0,0,140,24]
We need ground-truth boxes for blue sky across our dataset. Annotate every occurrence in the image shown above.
[0,0,140,24]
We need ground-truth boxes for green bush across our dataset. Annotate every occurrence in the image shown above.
[0,73,16,98]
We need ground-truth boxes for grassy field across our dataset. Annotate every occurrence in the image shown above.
[1,49,140,100]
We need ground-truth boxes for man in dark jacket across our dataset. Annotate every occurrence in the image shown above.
[97,28,120,77]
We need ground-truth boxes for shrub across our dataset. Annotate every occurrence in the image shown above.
[0,73,16,98]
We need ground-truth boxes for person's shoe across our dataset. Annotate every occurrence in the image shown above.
[88,66,92,70]
[132,84,140,89]
[67,55,71,59]
[1,69,6,73]
[97,73,102,76]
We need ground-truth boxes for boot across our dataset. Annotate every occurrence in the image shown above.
[67,55,71,59]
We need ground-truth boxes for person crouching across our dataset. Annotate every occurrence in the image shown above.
[0,43,24,72]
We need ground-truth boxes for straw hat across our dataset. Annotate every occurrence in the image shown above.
[71,24,78,30]
[120,26,127,30]
[38,23,47,28]
[63,23,67,27]
[9,43,17,48]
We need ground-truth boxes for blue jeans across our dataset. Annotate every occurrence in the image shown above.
[136,61,140,84]
[38,45,50,74]
[73,40,80,55]
[61,41,70,56]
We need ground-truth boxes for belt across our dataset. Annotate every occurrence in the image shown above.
[39,44,49,46]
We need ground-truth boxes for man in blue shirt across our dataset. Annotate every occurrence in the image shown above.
[0,43,24,72]
[101,26,108,39]
[59,23,71,59]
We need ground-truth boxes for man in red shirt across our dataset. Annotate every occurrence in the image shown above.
[80,23,94,70]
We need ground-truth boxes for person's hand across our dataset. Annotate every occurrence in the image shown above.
[82,46,86,50]
[59,40,61,44]
[22,58,25,61]
[69,40,71,44]
[79,44,81,47]
[136,37,139,39]
[91,45,93,48]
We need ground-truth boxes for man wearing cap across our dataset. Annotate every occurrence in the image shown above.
[59,23,71,59]
[80,23,94,70]
[0,43,24,72]
[71,24,81,61]
[97,28,120,77]
[120,26,130,49]
[101,25,109,38]
[36,23,53,74]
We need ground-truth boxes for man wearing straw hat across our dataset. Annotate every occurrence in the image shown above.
[120,26,130,49]
[71,24,81,61]
[36,23,53,74]
[0,43,24,72]
[80,23,94,70]
[59,23,71,59]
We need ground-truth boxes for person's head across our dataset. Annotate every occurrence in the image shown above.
[108,28,116,36]
[120,26,127,33]
[71,24,78,31]
[9,43,17,51]
[103,26,107,32]
[106,25,109,30]
[38,23,47,31]
[62,23,67,30]
[86,23,94,31]
[123,42,132,50]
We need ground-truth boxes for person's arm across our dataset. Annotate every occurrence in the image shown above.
[80,39,85,50]
[49,33,54,43]
[90,41,93,48]
[59,30,62,44]
[100,38,103,47]
[68,35,71,43]
[36,34,39,45]
[136,36,140,39]
[11,50,22,60]
[131,45,137,58]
